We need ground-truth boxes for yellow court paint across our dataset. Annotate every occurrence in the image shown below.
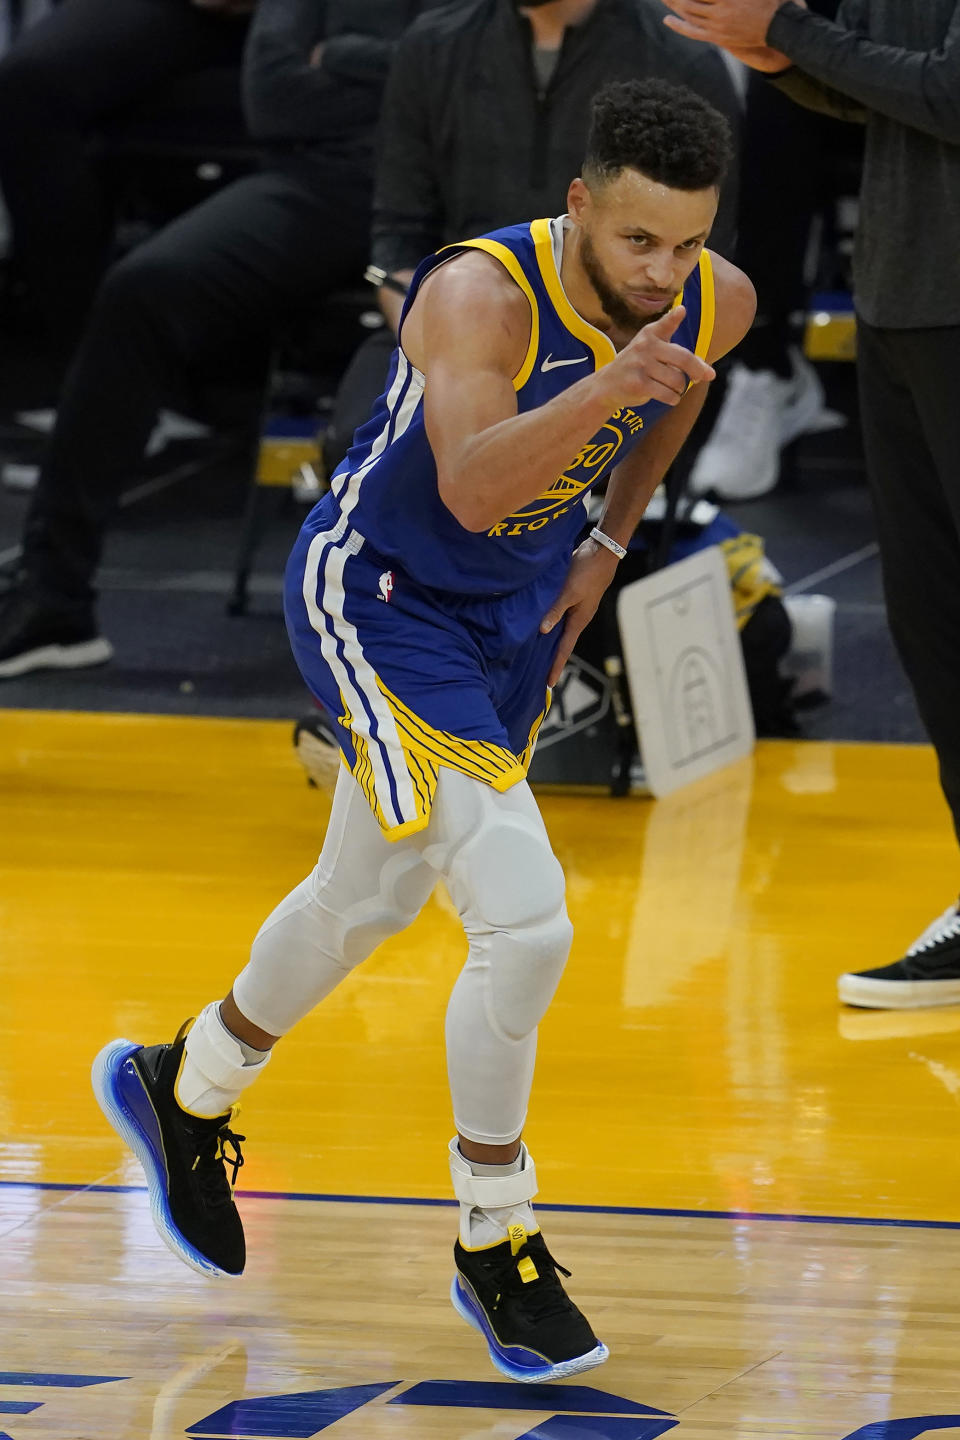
[0,708,957,1223]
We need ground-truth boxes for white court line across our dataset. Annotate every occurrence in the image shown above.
[0,1166,127,1243]
[783,541,879,596]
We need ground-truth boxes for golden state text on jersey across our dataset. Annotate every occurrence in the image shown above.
[324,215,715,598]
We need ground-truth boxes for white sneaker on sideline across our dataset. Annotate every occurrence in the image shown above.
[13,408,56,434]
[690,349,844,502]
[689,364,789,501]
[780,346,845,445]
[1,461,40,492]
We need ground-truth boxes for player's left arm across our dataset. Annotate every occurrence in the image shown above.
[541,256,756,685]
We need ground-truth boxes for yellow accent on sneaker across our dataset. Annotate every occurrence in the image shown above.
[517,1256,539,1284]
[459,1226,541,1254]
[508,1224,527,1255]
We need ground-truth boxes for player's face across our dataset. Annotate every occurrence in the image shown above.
[569,169,718,334]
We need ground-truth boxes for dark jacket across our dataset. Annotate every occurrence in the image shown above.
[769,0,960,328]
[243,0,425,162]
[371,0,742,274]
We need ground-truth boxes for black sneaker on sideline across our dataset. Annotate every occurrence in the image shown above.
[838,902,960,1009]
[0,585,112,678]
[91,1023,246,1277]
[451,1225,609,1382]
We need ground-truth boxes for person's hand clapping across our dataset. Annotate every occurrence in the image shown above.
[660,0,802,58]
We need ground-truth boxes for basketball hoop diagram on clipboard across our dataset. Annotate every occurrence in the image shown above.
[616,545,754,797]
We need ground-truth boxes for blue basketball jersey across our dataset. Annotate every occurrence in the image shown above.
[324,216,715,598]
[286,220,715,837]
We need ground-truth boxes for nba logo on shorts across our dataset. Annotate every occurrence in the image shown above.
[378,571,395,603]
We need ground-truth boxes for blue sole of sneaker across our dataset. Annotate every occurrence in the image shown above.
[449,1276,610,1383]
[91,1037,235,1280]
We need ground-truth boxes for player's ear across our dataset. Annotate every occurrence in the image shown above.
[567,177,590,224]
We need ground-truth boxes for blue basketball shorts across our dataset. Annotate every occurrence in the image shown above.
[283,498,566,840]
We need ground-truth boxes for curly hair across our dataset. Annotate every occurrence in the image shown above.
[583,79,733,192]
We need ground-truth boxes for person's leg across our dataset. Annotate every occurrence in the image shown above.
[0,0,247,352]
[894,324,960,835]
[204,766,572,1184]
[690,44,856,502]
[405,769,606,1380]
[93,756,566,1249]
[838,320,960,1008]
[735,73,829,378]
[856,323,960,835]
[735,0,842,371]
[92,764,439,1274]
[0,168,369,675]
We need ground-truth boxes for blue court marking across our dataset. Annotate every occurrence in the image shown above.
[0,1402,42,1414]
[186,1381,676,1439]
[389,1382,668,1415]
[515,1419,677,1440]
[3,1178,960,1232]
[0,1372,126,1387]
[186,1382,397,1437]
[840,1420,960,1440]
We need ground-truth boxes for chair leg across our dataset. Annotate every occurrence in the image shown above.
[228,475,269,617]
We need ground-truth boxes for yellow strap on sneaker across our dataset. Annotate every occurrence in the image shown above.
[507,1224,539,1282]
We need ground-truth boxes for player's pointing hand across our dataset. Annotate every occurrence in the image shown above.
[604,305,716,408]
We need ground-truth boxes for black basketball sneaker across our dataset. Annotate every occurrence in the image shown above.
[451,1224,609,1382]
[0,583,112,678]
[91,1022,246,1276]
[838,901,960,1009]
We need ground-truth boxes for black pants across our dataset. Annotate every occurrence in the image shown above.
[857,319,960,844]
[735,72,861,375]
[22,162,370,605]
[0,0,248,352]
[734,0,859,375]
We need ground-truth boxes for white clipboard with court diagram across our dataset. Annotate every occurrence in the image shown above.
[616,544,755,797]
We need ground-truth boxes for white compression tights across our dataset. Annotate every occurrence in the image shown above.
[232,766,573,1145]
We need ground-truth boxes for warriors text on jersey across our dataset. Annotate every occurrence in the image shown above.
[285,216,715,837]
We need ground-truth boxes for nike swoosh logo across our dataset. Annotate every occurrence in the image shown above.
[540,354,590,373]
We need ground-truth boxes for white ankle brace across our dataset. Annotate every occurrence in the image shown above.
[175,1002,270,1118]
[449,1138,539,1249]
[448,1138,538,1208]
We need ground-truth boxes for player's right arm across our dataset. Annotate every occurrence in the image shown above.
[404,251,715,534]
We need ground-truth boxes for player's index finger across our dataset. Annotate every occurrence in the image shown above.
[652,303,685,335]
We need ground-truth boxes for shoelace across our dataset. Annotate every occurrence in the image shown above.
[190,1124,246,1205]
[907,904,960,956]
[488,1239,575,1324]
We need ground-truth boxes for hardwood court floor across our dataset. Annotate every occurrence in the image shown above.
[3,708,960,1440]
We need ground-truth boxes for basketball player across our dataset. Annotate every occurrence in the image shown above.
[92,80,755,1382]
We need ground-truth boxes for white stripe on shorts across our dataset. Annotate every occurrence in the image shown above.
[302,354,425,831]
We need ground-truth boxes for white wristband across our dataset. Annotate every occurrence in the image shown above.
[589,526,627,560]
